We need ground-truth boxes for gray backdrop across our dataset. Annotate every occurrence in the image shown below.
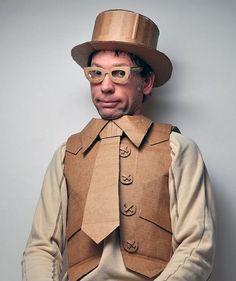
[1,0,235,280]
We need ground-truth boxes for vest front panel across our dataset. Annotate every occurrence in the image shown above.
[64,137,103,281]
[119,136,172,278]
[64,123,173,280]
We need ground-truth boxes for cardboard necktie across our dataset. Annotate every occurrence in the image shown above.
[81,121,123,244]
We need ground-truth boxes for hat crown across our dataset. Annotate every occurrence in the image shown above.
[71,9,172,87]
[92,9,159,49]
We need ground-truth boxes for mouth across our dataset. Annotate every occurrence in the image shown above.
[98,100,120,108]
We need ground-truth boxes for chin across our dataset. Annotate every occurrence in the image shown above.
[98,110,124,120]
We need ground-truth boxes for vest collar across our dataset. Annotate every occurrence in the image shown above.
[80,118,108,153]
[81,115,153,153]
[113,115,152,148]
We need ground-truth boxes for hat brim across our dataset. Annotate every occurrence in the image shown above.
[71,41,172,87]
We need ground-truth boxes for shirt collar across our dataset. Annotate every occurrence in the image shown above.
[81,115,153,153]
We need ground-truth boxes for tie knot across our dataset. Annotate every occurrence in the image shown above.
[99,121,123,139]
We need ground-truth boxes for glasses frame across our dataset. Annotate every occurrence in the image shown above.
[84,66,142,84]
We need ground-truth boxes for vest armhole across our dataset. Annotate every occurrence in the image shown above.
[171,126,181,134]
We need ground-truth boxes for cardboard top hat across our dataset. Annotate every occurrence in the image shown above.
[71,9,172,87]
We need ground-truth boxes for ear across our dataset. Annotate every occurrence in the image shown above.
[142,73,155,96]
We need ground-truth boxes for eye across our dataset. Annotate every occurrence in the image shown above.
[111,69,126,78]
[90,70,102,78]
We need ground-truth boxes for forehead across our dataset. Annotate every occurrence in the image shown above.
[91,50,134,67]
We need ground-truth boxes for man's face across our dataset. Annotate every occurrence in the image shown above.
[89,51,152,120]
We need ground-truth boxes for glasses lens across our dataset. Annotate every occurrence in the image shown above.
[110,67,130,84]
[88,69,102,79]
[111,69,126,78]
[84,67,104,83]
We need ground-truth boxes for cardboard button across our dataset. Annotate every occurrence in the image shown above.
[121,203,137,216]
[124,240,139,253]
[120,174,133,185]
[119,145,131,157]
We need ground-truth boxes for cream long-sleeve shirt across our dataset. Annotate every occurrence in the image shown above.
[22,132,216,281]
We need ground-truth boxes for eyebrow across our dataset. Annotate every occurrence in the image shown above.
[91,62,130,67]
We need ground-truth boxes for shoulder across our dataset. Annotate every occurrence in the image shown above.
[47,142,67,171]
[64,132,83,155]
[170,131,203,163]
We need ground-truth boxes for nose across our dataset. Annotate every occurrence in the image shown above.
[101,74,115,94]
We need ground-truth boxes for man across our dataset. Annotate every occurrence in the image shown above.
[22,9,216,281]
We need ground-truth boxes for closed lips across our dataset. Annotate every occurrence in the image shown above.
[99,100,119,106]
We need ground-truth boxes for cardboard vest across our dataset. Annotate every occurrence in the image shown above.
[64,123,173,281]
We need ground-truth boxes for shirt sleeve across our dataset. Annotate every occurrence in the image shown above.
[22,144,67,281]
[155,132,216,281]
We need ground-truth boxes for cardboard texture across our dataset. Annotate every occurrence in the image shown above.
[64,115,173,280]
[71,9,172,87]
[81,122,123,244]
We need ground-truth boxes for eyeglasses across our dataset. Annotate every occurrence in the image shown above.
[84,66,142,84]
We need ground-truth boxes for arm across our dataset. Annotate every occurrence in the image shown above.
[22,144,67,281]
[155,132,216,281]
